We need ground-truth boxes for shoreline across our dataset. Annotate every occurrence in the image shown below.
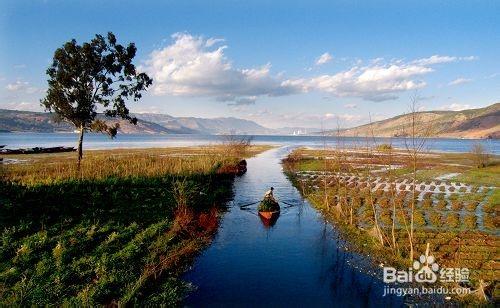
[1,130,499,140]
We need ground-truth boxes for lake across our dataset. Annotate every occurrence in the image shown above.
[1,132,499,154]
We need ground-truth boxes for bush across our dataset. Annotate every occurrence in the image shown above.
[376,144,393,151]
[436,199,447,210]
[428,211,442,227]
[463,214,477,229]
[446,213,459,228]
[470,142,490,168]
[414,211,426,227]
[451,200,463,211]
[420,198,433,209]
[465,201,478,212]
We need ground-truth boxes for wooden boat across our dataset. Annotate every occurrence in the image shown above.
[258,210,280,227]
[258,198,280,226]
[258,210,280,220]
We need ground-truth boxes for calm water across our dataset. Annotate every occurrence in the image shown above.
[0,132,498,154]
[183,147,431,307]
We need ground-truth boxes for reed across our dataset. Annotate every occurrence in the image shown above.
[2,146,269,186]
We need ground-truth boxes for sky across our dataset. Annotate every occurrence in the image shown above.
[0,0,499,129]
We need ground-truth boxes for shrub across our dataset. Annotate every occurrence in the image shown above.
[428,211,442,227]
[451,200,463,211]
[420,198,433,209]
[465,201,478,212]
[483,201,496,214]
[470,142,490,168]
[483,214,495,230]
[446,213,459,228]
[376,143,393,151]
[414,211,426,227]
[463,214,477,229]
[436,199,447,210]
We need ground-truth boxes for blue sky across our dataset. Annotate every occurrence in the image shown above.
[1,0,499,129]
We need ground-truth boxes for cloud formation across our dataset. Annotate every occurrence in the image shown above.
[412,55,477,66]
[6,80,40,94]
[437,103,475,111]
[448,77,472,86]
[292,63,431,101]
[142,33,300,104]
[315,52,333,65]
[142,33,478,104]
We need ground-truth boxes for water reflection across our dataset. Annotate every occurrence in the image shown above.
[183,147,407,306]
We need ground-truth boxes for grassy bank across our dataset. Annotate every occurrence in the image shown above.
[0,145,270,305]
[283,147,499,304]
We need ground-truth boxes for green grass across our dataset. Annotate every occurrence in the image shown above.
[293,158,326,172]
[0,173,235,305]
[452,163,500,186]
[0,145,270,305]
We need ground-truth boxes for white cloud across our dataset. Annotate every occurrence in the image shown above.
[437,103,475,111]
[142,33,479,104]
[315,52,333,65]
[6,80,40,94]
[344,103,357,108]
[142,33,301,105]
[412,55,478,66]
[448,77,472,86]
[290,62,431,101]
[6,81,29,91]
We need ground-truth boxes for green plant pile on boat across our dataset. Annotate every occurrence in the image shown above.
[258,198,280,212]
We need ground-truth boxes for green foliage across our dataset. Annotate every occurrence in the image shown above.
[40,32,152,162]
[376,143,393,151]
[0,173,234,305]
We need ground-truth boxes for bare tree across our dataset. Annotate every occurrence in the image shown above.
[470,142,490,168]
[320,122,331,210]
[365,115,384,245]
[401,95,433,261]
[221,134,253,158]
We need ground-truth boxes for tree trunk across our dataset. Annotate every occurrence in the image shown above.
[77,125,84,169]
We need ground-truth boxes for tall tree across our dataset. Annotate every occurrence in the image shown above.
[41,32,152,167]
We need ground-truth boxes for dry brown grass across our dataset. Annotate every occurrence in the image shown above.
[1,145,272,186]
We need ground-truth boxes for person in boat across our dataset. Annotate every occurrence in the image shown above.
[264,187,276,202]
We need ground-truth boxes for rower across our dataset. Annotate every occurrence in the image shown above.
[264,187,276,202]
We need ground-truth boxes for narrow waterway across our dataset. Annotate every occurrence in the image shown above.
[183,147,406,307]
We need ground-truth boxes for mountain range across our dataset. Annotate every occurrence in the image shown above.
[0,102,498,139]
[0,109,276,135]
[328,103,499,139]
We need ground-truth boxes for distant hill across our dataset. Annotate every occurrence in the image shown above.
[0,109,276,135]
[330,103,500,139]
[134,113,276,135]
